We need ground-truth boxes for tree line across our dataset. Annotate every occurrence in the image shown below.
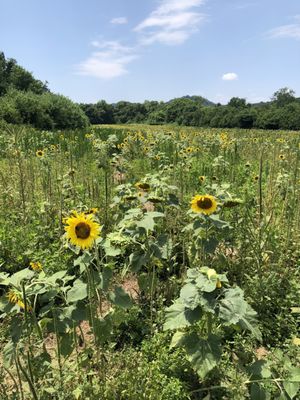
[1,51,299,131]
[80,89,300,130]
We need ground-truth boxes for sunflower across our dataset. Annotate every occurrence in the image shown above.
[85,207,99,215]
[199,176,206,183]
[64,212,101,250]
[30,261,42,271]
[36,149,44,157]
[190,194,218,215]
[279,154,285,160]
[7,289,30,310]
[135,182,151,191]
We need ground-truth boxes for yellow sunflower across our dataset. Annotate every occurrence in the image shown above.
[199,175,206,183]
[30,261,42,271]
[64,212,101,250]
[190,194,218,215]
[135,182,151,191]
[36,149,44,157]
[7,289,31,310]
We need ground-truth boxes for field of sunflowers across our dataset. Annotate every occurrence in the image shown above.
[0,124,299,399]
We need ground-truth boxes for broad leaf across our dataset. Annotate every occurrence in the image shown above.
[164,300,202,330]
[180,333,221,379]
[180,283,200,310]
[66,280,87,303]
[109,286,133,309]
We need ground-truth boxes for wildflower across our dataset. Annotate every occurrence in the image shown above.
[30,261,42,271]
[185,147,194,153]
[36,149,44,157]
[190,194,218,215]
[64,211,101,250]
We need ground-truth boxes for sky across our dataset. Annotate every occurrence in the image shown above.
[1,0,300,104]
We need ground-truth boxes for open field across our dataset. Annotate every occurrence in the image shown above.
[0,124,299,399]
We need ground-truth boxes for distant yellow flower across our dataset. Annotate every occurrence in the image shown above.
[30,261,42,271]
[190,194,217,215]
[84,207,99,216]
[36,149,44,157]
[64,212,101,250]
[279,154,285,160]
[199,176,206,183]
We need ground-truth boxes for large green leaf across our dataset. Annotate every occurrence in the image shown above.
[164,300,202,330]
[219,287,247,325]
[136,211,164,231]
[9,268,35,286]
[180,333,221,379]
[129,251,150,272]
[180,283,200,310]
[109,286,133,309]
[60,332,74,358]
[66,280,87,303]
[283,381,300,399]
[196,274,217,293]
[238,304,262,341]
[250,383,270,400]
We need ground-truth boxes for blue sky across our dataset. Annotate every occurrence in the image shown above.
[1,0,299,104]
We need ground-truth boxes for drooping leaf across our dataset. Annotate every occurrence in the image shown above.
[250,383,270,400]
[60,332,74,358]
[219,287,247,325]
[109,286,133,309]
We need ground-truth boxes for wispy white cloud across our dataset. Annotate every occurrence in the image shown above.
[267,23,300,40]
[134,0,206,45]
[77,40,137,79]
[222,72,238,81]
[77,0,207,79]
[110,17,128,25]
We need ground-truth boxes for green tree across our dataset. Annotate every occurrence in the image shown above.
[272,87,296,107]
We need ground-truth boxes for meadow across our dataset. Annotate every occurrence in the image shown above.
[0,124,299,399]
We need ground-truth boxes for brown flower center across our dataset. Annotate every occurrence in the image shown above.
[197,197,213,210]
[75,222,91,239]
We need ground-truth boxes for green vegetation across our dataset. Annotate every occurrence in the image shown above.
[0,124,299,399]
[0,52,88,130]
[79,88,300,130]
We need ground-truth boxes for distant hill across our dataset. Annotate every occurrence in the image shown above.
[179,95,216,106]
